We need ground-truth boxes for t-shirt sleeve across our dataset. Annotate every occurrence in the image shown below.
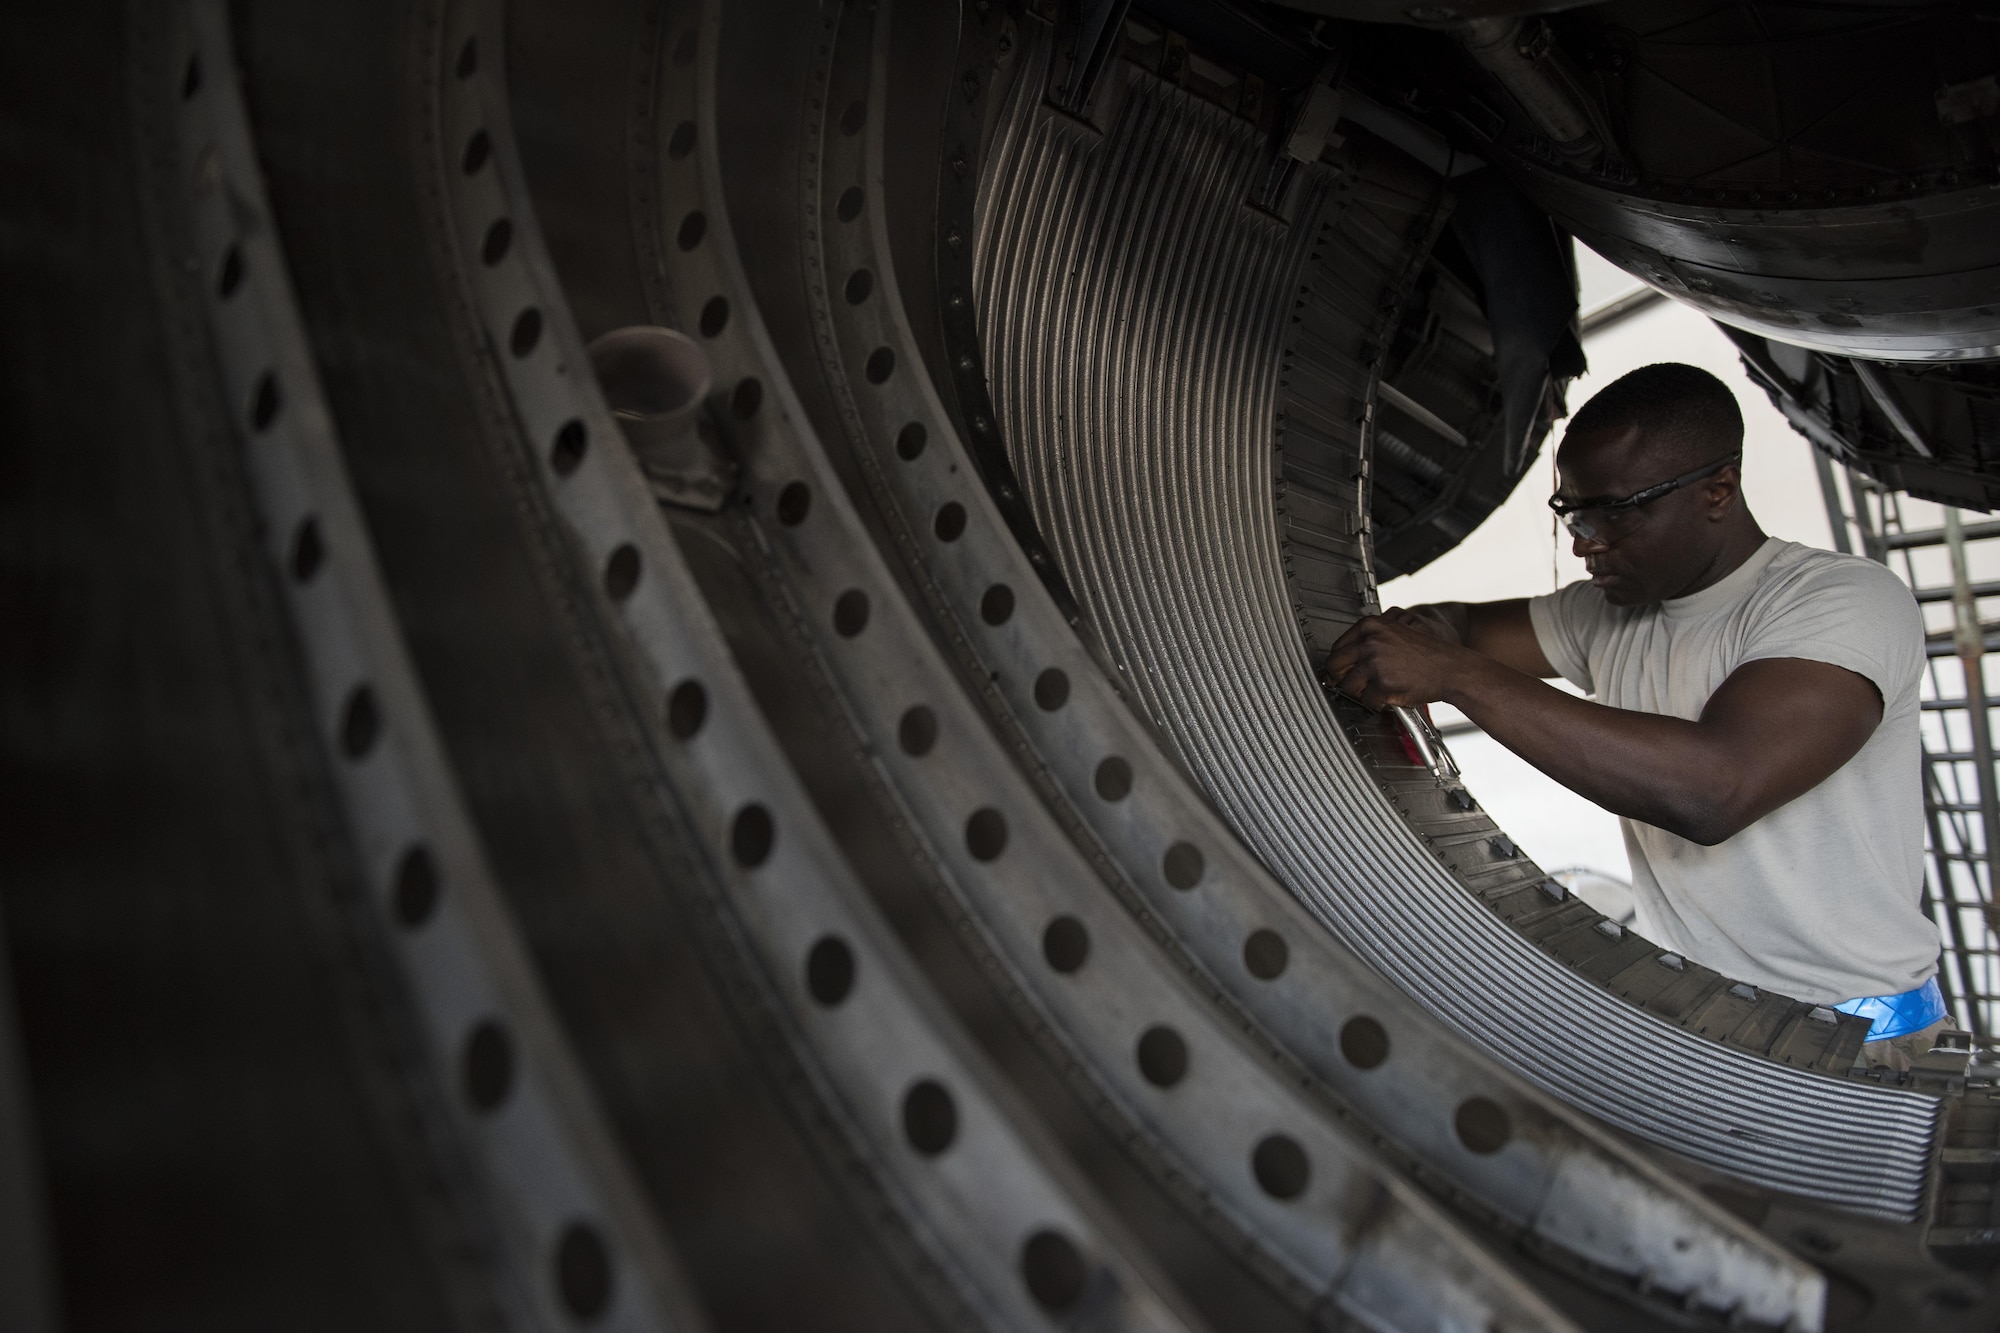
[1737,556,1924,705]
[1527,580,1602,694]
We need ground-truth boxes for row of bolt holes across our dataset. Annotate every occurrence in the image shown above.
[824,55,1501,1271]
[799,100,1522,1162]
[465,34,1102,1311]
[554,35,1509,1295]
[183,35,617,1326]
[449,31,1107,1313]
[666,66,1325,1283]
[670,39,1114,1311]
[779,55,1529,1177]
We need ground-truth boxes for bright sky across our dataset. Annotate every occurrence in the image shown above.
[1377,243,1842,882]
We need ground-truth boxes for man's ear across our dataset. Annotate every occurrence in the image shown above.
[1703,469,1740,519]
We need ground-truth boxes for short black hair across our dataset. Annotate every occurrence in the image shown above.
[1561,363,1743,467]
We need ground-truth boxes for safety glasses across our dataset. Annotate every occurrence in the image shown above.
[1547,451,1741,541]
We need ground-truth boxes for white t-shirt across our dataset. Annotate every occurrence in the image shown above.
[1527,538,1937,1005]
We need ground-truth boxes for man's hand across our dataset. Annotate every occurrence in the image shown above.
[1379,604,1463,645]
[1326,613,1479,710]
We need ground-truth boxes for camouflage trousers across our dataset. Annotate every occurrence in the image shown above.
[1855,1017,1954,1073]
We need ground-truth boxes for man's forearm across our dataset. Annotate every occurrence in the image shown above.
[1407,601,1470,643]
[1442,653,1744,844]
[1328,611,1883,843]
[1402,598,1552,679]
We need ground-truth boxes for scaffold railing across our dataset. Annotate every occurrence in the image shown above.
[1817,458,2000,1054]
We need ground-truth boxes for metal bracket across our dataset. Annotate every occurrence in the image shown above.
[1051,0,1131,117]
[587,325,739,512]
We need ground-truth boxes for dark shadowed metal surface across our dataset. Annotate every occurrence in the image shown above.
[8,0,2000,1328]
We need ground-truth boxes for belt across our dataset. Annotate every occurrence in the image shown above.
[1833,975,1948,1042]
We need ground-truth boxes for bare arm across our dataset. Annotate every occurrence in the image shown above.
[1326,617,1883,845]
[1385,599,1556,679]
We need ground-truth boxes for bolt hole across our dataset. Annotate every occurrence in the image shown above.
[965,807,1007,861]
[1252,1134,1310,1200]
[1136,1025,1188,1088]
[1033,668,1069,711]
[250,372,281,432]
[806,935,855,1006]
[1454,1097,1512,1154]
[833,589,869,637]
[731,804,774,868]
[1244,929,1289,981]
[551,419,588,475]
[1093,757,1131,802]
[181,55,202,99]
[217,245,244,298]
[845,269,873,304]
[462,1020,513,1111]
[1042,916,1089,973]
[839,100,867,136]
[666,680,707,739]
[290,518,325,582]
[455,36,478,79]
[1162,841,1204,890]
[731,376,762,419]
[895,422,927,460]
[462,129,491,175]
[672,29,698,65]
[510,307,543,357]
[1339,1015,1388,1069]
[677,210,706,250]
[394,846,441,927]
[933,502,966,542]
[555,1222,614,1321]
[980,584,1014,626]
[898,706,938,756]
[1020,1231,1087,1313]
[836,186,865,221]
[602,544,641,601]
[864,347,895,384]
[668,120,697,160]
[699,296,729,337]
[776,481,811,526]
[340,686,380,759]
[481,218,513,266]
[902,1079,957,1155]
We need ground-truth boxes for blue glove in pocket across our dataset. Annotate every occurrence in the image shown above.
[1833,975,1948,1042]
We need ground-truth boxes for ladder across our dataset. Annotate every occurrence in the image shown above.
[1816,458,2000,1056]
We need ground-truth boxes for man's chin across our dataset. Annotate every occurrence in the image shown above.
[1593,577,1644,607]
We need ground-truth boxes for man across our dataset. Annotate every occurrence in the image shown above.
[1328,363,1946,1070]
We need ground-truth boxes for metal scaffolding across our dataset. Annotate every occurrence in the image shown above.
[1817,458,2000,1053]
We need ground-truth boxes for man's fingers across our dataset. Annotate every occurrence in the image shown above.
[1329,611,1455,710]
[1329,660,1386,711]
[1329,620,1397,671]
[1327,615,1378,654]
[1382,606,1451,644]
[1325,630,1372,679]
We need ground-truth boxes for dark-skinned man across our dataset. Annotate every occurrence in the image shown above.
[1328,363,1944,1071]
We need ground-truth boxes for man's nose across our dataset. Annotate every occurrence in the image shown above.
[1569,528,1609,557]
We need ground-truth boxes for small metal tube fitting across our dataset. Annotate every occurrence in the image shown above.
[1457,17,1602,165]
